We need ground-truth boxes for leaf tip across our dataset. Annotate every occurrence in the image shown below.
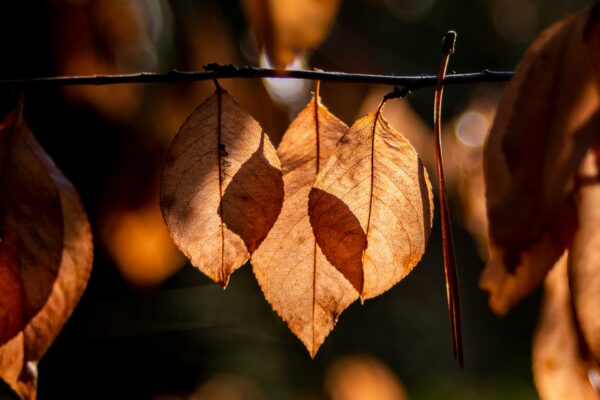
[218,274,230,289]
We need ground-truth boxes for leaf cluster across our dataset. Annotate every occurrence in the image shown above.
[160,83,434,357]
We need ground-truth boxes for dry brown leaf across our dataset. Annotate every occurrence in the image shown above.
[0,115,93,399]
[569,149,600,364]
[532,253,599,400]
[325,355,409,400]
[161,88,284,286]
[242,0,341,68]
[251,91,358,357]
[95,2,287,289]
[0,111,64,346]
[482,8,600,312]
[308,103,434,300]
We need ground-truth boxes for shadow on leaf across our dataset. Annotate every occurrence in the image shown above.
[308,187,366,292]
[220,132,284,254]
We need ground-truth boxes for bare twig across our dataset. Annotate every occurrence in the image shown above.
[434,31,463,368]
[0,64,512,90]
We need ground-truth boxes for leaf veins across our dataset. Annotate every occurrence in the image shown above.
[160,88,284,287]
[308,102,434,301]
[252,84,358,357]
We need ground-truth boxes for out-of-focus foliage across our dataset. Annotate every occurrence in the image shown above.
[242,0,341,68]
[325,355,409,400]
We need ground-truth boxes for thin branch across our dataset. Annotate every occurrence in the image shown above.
[434,31,463,368]
[0,64,513,90]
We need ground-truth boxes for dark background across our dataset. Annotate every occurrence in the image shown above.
[0,0,595,398]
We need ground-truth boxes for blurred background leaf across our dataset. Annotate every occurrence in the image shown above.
[0,0,596,398]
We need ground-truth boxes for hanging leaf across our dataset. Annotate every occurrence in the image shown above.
[0,110,63,346]
[161,88,284,287]
[481,7,600,312]
[308,103,434,300]
[0,113,93,400]
[568,149,600,364]
[242,0,341,68]
[532,253,599,400]
[252,88,358,357]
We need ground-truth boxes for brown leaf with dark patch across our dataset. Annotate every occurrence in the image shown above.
[95,3,288,289]
[0,114,93,400]
[569,149,600,365]
[161,88,284,286]
[533,253,599,400]
[0,111,63,346]
[242,0,341,68]
[482,8,600,313]
[308,103,434,300]
[252,89,358,357]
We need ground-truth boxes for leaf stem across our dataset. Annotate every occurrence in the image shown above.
[214,81,227,288]
[434,31,464,368]
[311,79,321,356]
[0,65,513,90]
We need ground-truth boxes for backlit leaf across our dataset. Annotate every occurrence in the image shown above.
[308,103,434,300]
[0,114,93,400]
[95,4,289,289]
[482,8,600,312]
[252,89,358,357]
[161,88,284,286]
